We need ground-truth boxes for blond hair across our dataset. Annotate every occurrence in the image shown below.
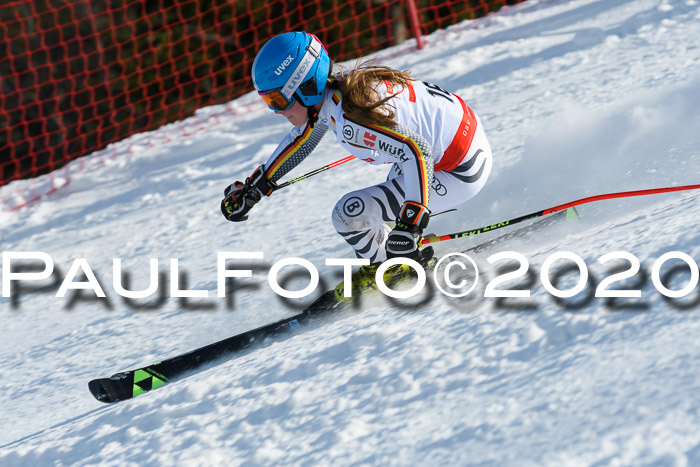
[327,61,412,127]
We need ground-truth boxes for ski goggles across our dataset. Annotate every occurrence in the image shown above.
[258,89,296,112]
[257,35,323,112]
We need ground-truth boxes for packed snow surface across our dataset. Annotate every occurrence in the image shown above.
[1,0,700,465]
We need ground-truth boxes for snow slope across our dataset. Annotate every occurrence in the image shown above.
[1,0,699,464]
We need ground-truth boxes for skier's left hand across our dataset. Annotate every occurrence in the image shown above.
[386,201,430,260]
[221,165,277,222]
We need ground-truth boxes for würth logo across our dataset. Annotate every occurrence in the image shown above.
[363,132,377,148]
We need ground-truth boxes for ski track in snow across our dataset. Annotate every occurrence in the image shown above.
[1,0,700,464]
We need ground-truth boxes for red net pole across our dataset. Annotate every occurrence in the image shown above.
[404,0,424,49]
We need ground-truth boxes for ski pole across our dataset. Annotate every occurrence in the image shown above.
[277,155,355,189]
[421,184,700,246]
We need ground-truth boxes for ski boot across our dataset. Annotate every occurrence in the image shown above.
[333,247,435,302]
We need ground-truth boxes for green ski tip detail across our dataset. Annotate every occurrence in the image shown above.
[565,207,579,220]
[151,375,167,389]
[133,369,151,384]
[132,368,169,397]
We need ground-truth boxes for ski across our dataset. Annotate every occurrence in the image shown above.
[461,207,577,253]
[88,290,340,403]
[420,184,700,246]
[89,209,575,403]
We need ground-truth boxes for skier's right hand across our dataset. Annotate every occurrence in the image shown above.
[221,165,277,222]
[386,201,430,260]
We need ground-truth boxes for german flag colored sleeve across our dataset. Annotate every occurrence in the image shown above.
[263,121,328,183]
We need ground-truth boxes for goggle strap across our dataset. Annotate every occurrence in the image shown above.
[280,36,323,100]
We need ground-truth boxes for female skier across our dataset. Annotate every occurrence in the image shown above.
[221,31,493,298]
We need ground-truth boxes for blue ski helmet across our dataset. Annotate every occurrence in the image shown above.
[252,31,331,108]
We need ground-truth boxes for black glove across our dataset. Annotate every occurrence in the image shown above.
[221,165,277,222]
[386,201,430,260]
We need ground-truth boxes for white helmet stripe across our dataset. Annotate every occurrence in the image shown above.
[280,36,322,100]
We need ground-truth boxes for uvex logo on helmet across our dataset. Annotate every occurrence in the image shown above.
[286,62,311,91]
[275,55,295,76]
